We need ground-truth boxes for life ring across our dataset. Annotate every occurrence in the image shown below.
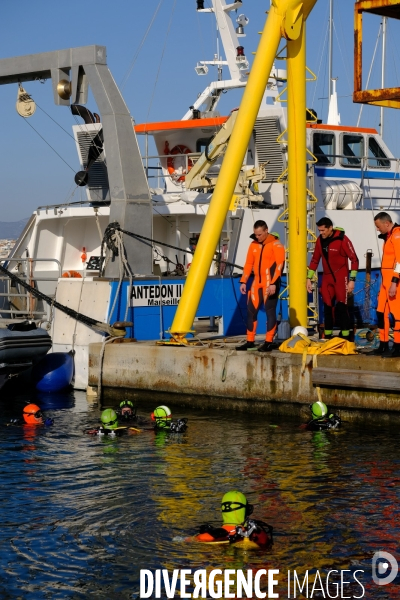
[167,145,194,183]
[62,270,82,278]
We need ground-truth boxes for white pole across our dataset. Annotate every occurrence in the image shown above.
[381,16,387,138]
[328,0,333,102]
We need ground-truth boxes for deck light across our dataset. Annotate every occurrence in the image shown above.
[236,14,249,36]
[196,0,205,9]
[236,46,249,70]
[195,62,209,76]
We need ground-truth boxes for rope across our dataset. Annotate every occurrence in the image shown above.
[107,229,134,323]
[120,0,164,92]
[145,0,177,123]
[97,336,117,399]
[0,262,121,337]
[221,350,235,382]
[94,208,104,244]
[356,24,382,127]
[72,277,85,352]
[21,117,76,172]
[100,222,244,273]
[310,5,330,108]
[312,354,323,401]
[388,159,400,209]
[35,102,77,141]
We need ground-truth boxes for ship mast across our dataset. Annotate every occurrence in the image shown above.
[380,16,387,138]
[326,0,340,126]
[183,0,285,120]
[328,0,333,103]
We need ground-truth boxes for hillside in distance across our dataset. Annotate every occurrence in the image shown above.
[0,219,29,239]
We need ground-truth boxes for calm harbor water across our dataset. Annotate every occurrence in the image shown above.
[0,386,399,599]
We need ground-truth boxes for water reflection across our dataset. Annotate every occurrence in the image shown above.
[0,390,398,598]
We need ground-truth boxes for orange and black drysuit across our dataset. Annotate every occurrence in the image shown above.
[240,234,285,342]
[308,229,359,336]
[377,224,400,343]
[196,521,272,547]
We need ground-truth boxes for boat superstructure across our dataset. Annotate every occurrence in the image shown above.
[1,0,400,388]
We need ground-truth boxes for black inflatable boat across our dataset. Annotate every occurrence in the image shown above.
[0,322,52,389]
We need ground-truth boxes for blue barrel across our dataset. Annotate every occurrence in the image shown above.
[32,352,74,393]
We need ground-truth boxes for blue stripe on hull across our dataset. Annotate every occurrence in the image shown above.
[110,269,382,340]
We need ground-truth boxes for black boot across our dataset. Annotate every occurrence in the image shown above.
[236,341,255,351]
[382,342,400,358]
[372,341,389,356]
[257,342,274,353]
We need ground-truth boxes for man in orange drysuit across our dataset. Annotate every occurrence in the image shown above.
[374,212,400,357]
[236,220,285,352]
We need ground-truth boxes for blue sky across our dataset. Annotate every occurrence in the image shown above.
[1,0,400,221]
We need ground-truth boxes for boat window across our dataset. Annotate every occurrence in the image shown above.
[341,134,364,167]
[368,137,390,168]
[313,133,335,166]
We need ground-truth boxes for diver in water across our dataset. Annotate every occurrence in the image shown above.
[116,400,137,422]
[85,408,143,437]
[85,408,124,437]
[151,405,188,433]
[9,403,53,427]
[306,401,341,431]
[196,490,273,547]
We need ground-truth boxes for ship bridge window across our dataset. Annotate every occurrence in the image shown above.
[368,137,390,168]
[341,134,364,167]
[313,132,335,165]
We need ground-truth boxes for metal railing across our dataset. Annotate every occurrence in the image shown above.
[0,257,62,320]
[142,152,202,188]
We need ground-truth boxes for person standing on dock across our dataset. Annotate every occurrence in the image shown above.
[236,220,285,352]
[306,217,358,341]
[373,212,400,357]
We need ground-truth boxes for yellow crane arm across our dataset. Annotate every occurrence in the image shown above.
[184,111,238,190]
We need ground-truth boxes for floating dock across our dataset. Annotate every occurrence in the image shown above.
[89,341,400,423]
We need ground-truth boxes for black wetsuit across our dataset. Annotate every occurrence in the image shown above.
[306,414,341,431]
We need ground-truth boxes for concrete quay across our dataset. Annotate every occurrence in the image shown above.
[88,341,400,423]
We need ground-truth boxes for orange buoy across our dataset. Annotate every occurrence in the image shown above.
[62,270,82,278]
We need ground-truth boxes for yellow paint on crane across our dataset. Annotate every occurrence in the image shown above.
[287,22,308,327]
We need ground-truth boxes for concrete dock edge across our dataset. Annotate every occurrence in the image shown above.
[89,342,400,421]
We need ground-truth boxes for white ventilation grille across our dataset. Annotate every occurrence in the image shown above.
[254,117,285,182]
[73,124,110,203]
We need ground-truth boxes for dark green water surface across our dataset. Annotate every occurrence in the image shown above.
[0,387,399,599]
